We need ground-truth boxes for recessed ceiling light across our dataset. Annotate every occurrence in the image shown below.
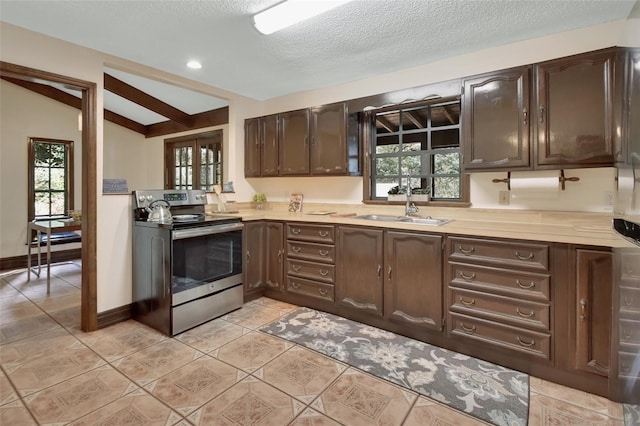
[186,60,202,69]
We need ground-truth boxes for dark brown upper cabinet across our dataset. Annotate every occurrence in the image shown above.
[279,109,310,175]
[623,48,640,167]
[310,102,347,175]
[463,48,621,172]
[244,115,279,177]
[535,49,617,168]
[245,102,359,177]
[463,66,532,170]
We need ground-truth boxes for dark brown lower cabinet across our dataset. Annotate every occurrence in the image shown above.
[575,248,612,376]
[384,231,443,331]
[265,222,284,292]
[336,226,443,329]
[243,221,265,299]
[336,226,384,316]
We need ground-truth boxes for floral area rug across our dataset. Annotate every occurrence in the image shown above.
[261,307,529,426]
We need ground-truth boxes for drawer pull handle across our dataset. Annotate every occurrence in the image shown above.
[319,250,329,256]
[622,330,632,340]
[517,336,535,347]
[516,280,535,289]
[515,251,534,260]
[319,231,329,237]
[459,296,475,306]
[580,298,587,320]
[292,265,301,272]
[319,270,329,276]
[291,228,301,235]
[459,245,475,255]
[292,246,301,253]
[319,288,328,296]
[459,271,476,281]
[460,323,476,333]
[516,307,535,318]
[290,282,301,289]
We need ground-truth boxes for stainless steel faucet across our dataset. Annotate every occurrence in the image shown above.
[405,181,419,216]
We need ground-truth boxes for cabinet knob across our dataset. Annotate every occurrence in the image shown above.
[538,104,545,123]
[523,107,528,126]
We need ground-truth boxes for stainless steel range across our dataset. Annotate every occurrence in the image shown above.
[132,189,243,336]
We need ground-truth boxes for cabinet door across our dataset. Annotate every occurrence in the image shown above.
[265,222,284,291]
[463,66,531,170]
[261,115,279,176]
[310,103,347,175]
[625,49,640,166]
[243,221,265,297]
[384,231,443,331]
[536,50,616,167]
[336,226,384,316]
[575,249,612,376]
[279,109,310,175]
[244,118,261,177]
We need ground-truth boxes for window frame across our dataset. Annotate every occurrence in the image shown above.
[362,97,469,206]
[28,137,75,220]
[164,130,223,191]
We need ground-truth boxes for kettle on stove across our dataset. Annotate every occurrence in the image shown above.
[146,199,173,223]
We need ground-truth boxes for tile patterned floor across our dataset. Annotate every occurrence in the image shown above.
[0,260,627,425]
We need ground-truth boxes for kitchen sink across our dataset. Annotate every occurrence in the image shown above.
[353,214,452,226]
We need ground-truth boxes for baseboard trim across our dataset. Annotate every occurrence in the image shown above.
[97,304,132,329]
[0,249,82,271]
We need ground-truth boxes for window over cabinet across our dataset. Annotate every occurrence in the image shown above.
[367,99,466,203]
[28,138,74,220]
[165,131,223,191]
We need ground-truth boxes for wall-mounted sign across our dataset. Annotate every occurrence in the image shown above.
[103,179,128,194]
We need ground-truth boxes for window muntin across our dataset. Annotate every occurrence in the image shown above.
[370,100,462,201]
[29,138,74,219]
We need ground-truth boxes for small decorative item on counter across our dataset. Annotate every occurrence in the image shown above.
[288,193,303,213]
[252,193,267,209]
[68,210,82,222]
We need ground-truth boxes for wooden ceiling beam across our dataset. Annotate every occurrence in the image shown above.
[104,73,194,127]
[404,111,424,129]
[2,76,148,135]
[145,106,229,138]
[376,116,396,133]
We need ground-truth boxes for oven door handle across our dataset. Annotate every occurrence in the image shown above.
[172,222,244,240]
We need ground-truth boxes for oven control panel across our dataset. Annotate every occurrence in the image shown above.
[133,189,207,208]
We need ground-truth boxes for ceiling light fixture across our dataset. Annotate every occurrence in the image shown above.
[186,60,202,69]
[253,0,353,35]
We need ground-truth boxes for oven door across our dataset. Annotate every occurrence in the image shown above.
[171,222,243,306]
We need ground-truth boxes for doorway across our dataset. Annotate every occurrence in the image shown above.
[0,61,98,331]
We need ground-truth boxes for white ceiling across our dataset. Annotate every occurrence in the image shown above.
[1,0,638,124]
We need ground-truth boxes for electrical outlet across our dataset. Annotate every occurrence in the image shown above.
[499,191,510,205]
[604,190,614,213]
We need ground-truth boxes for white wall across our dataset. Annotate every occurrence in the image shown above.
[0,80,83,258]
[1,17,638,313]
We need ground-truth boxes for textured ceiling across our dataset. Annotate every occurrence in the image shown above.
[1,0,637,121]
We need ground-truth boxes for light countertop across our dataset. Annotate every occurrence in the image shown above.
[207,203,634,248]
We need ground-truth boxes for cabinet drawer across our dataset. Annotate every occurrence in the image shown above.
[449,237,549,271]
[619,319,640,347]
[286,276,334,302]
[449,262,550,301]
[618,351,640,379]
[620,286,640,316]
[287,259,335,283]
[449,313,551,360]
[287,240,335,263]
[449,287,550,331]
[287,223,335,243]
